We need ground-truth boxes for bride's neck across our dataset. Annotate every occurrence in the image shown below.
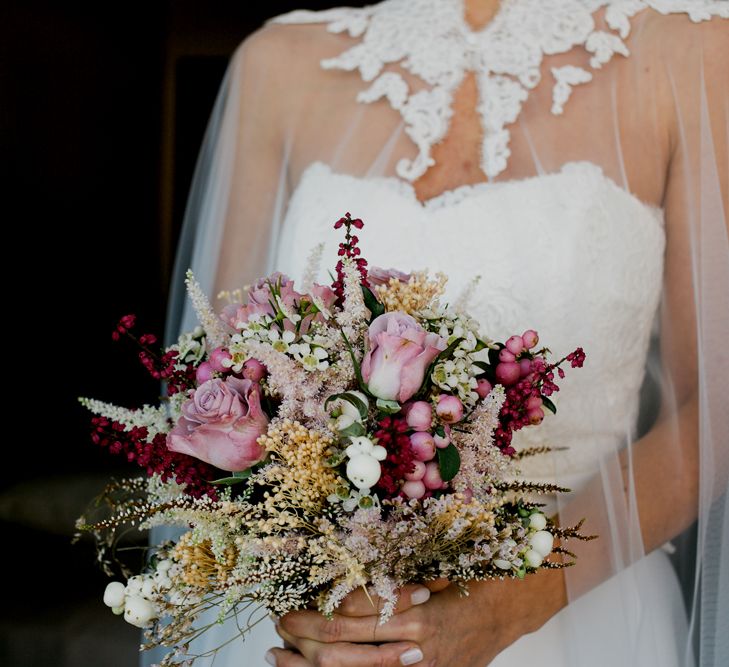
[464,0,501,29]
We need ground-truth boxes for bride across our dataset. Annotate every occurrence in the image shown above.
[157,1,728,666]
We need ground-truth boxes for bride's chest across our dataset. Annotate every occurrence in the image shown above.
[277,160,665,346]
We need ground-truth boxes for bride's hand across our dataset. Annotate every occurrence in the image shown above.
[267,572,567,667]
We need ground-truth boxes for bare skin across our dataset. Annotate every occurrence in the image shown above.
[411,0,501,202]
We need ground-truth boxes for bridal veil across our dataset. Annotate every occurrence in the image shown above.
[161,1,728,665]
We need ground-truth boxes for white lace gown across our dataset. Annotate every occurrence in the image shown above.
[186,159,684,666]
[159,1,728,665]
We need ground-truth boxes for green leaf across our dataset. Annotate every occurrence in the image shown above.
[361,285,385,320]
[325,450,348,467]
[376,398,401,414]
[338,421,367,438]
[434,424,445,438]
[488,345,503,367]
[325,391,369,421]
[541,396,557,414]
[209,469,252,486]
[437,443,461,482]
[340,329,373,396]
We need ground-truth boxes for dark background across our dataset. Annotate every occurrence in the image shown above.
[0,2,368,665]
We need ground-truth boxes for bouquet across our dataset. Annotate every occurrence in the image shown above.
[77,213,589,665]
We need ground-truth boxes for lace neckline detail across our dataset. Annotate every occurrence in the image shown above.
[272,0,727,182]
[300,159,664,225]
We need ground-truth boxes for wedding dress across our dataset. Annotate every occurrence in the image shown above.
[154,1,729,666]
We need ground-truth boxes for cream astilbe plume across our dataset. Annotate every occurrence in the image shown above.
[245,340,325,421]
[335,257,370,339]
[184,269,228,349]
[451,385,512,497]
[301,243,325,293]
[77,398,170,439]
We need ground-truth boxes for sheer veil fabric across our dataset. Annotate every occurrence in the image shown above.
[155,1,728,665]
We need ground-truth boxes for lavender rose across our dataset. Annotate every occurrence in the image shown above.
[367,266,411,287]
[361,312,447,403]
[167,377,269,472]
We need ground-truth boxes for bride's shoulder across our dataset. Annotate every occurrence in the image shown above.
[233,6,360,72]
[634,2,728,47]
[636,4,728,91]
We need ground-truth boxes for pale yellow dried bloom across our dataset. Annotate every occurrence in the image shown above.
[256,419,343,519]
[172,532,237,588]
[375,271,448,314]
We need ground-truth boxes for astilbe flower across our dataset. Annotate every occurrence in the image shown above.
[374,416,416,498]
[89,416,219,498]
[332,213,369,301]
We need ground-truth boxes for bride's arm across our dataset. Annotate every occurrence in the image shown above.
[268,19,728,667]
[204,25,291,302]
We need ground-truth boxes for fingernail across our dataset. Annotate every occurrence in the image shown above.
[265,650,277,666]
[400,647,424,665]
[270,614,280,626]
[410,586,430,605]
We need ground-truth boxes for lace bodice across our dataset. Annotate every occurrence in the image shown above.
[274,161,665,484]
[273,0,728,181]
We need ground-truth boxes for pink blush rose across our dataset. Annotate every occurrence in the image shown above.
[168,377,269,472]
[182,378,245,424]
[368,266,411,287]
[361,312,446,403]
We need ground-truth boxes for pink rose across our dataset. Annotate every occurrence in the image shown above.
[222,301,274,329]
[306,283,338,329]
[367,266,411,288]
[221,273,303,328]
[167,377,269,472]
[310,283,337,311]
[361,312,446,403]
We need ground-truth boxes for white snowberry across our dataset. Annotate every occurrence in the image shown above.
[346,455,382,491]
[529,530,554,558]
[334,414,356,432]
[529,513,547,531]
[103,582,126,608]
[524,549,544,568]
[124,595,157,628]
[335,391,369,421]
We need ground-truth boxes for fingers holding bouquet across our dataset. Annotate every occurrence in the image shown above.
[78,214,589,666]
[274,572,566,667]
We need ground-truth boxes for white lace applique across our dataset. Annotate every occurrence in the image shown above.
[272,0,728,181]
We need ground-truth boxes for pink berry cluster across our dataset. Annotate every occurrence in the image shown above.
[488,330,586,455]
[332,212,369,300]
[89,417,219,498]
[377,394,465,501]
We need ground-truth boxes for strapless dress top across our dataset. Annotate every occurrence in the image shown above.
[274,160,665,485]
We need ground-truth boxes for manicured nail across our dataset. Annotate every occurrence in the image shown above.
[265,650,277,666]
[400,647,424,665]
[410,586,430,605]
[270,614,280,626]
